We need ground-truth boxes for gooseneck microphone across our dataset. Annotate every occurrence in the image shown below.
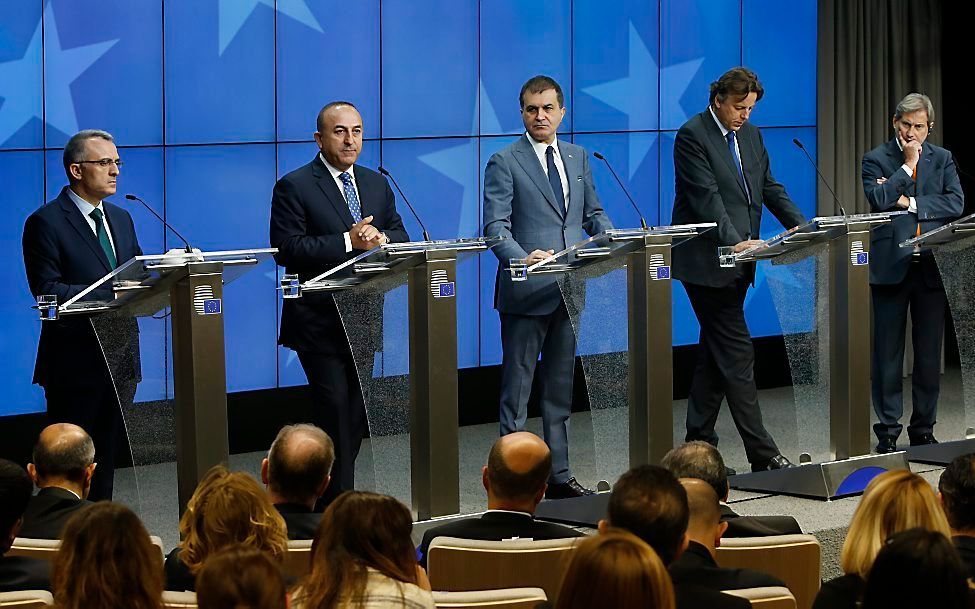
[792,139,847,216]
[377,166,432,242]
[125,194,194,253]
[592,151,648,230]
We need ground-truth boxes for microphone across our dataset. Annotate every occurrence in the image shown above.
[125,194,194,253]
[377,166,432,242]
[592,151,648,230]
[792,139,847,216]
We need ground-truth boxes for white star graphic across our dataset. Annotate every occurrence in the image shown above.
[218,0,322,55]
[0,3,117,146]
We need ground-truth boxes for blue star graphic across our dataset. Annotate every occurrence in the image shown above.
[219,0,322,55]
[0,3,117,146]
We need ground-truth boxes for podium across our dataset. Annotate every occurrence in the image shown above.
[35,248,277,513]
[292,237,502,520]
[900,212,975,465]
[725,213,910,498]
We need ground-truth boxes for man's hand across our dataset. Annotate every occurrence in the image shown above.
[895,195,911,209]
[349,215,384,250]
[526,249,555,264]
[902,139,922,169]
[733,239,765,253]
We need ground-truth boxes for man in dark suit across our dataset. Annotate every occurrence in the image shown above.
[19,424,95,539]
[662,441,802,537]
[416,432,583,568]
[0,459,50,592]
[260,424,333,540]
[670,479,785,591]
[862,93,964,453]
[271,101,409,502]
[671,67,805,472]
[483,76,613,499]
[600,465,749,609]
[22,130,143,501]
[938,453,975,580]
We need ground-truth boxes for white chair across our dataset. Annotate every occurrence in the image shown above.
[8,535,165,563]
[162,590,198,608]
[0,591,54,608]
[724,586,798,608]
[715,534,820,609]
[432,587,547,608]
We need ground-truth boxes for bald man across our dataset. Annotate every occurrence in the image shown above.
[19,424,96,539]
[669,478,783,592]
[416,432,584,567]
[261,424,335,540]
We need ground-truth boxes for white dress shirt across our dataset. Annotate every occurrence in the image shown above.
[67,187,117,259]
[526,133,569,209]
[320,153,363,253]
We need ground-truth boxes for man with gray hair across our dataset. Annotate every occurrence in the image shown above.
[862,93,964,453]
[22,129,143,500]
[260,424,335,539]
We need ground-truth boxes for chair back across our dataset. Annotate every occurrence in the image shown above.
[724,586,798,608]
[715,534,820,609]
[284,539,314,580]
[432,587,547,608]
[6,538,59,562]
[162,590,198,608]
[0,591,54,608]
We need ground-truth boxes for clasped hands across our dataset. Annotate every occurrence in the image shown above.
[349,215,388,250]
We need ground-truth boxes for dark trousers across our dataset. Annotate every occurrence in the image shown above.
[871,257,947,441]
[499,304,575,484]
[683,280,779,464]
[297,350,367,505]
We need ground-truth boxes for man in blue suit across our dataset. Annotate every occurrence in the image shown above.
[862,92,964,453]
[483,75,613,499]
[22,130,143,501]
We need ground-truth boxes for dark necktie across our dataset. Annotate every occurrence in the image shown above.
[89,207,117,269]
[545,145,566,211]
[726,130,749,197]
[340,171,363,223]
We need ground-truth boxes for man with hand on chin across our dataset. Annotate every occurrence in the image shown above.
[270,101,409,503]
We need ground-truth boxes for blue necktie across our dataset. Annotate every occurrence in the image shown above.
[545,146,566,211]
[89,208,117,269]
[726,131,748,195]
[339,172,362,223]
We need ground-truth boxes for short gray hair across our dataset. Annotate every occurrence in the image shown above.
[894,93,935,124]
[62,129,114,176]
[267,424,334,504]
[32,426,95,484]
[661,441,728,501]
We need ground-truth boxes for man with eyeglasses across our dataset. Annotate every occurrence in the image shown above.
[22,129,143,501]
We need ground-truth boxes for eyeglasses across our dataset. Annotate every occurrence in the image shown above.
[76,158,124,168]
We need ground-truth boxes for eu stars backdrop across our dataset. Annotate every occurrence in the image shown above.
[0,0,817,417]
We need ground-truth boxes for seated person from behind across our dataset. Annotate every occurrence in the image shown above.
[938,453,975,581]
[196,546,288,609]
[669,478,785,590]
[19,423,95,539]
[661,441,801,537]
[261,423,334,540]
[416,431,584,568]
[0,459,50,592]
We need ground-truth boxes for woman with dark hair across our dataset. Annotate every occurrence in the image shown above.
[197,546,288,609]
[292,491,433,609]
[52,502,163,609]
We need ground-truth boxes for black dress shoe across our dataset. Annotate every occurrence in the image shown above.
[751,455,796,472]
[909,433,938,446]
[545,477,595,499]
[876,437,897,453]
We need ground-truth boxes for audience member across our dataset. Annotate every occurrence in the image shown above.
[293,491,434,609]
[19,423,95,539]
[600,465,749,609]
[164,466,288,592]
[554,531,675,609]
[261,423,335,539]
[416,432,583,567]
[813,470,952,609]
[52,502,162,609]
[862,528,971,609]
[939,452,975,580]
[0,459,50,592]
[197,546,288,609]
[669,478,785,590]
[662,441,801,536]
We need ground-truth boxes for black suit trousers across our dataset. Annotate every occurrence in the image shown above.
[683,280,779,464]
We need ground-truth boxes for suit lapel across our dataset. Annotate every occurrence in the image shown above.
[311,157,356,228]
[916,144,934,194]
[512,135,564,218]
[351,165,374,219]
[559,142,580,216]
[58,189,113,273]
[704,114,747,198]
[103,203,131,262]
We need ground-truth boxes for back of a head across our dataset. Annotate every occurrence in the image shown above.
[267,424,335,504]
[555,532,675,609]
[0,459,33,550]
[681,478,721,537]
[841,470,951,579]
[53,502,163,609]
[486,432,552,504]
[32,423,95,485]
[661,441,728,501]
[939,453,975,533]
[862,528,969,609]
[197,546,288,609]
[607,465,689,565]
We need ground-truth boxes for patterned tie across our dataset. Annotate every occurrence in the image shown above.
[339,171,362,223]
[89,207,117,269]
[545,146,566,211]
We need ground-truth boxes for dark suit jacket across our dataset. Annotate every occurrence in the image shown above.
[274,503,321,541]
[18,487,92,540]
[270,158,409,354]
[164,548,195,592]
[0,554,51,592]
[720,504,802,537]
[955,535,975,582]
[675,582,751,609]
[812,573,863,609]
[672,110,806,288]
[416,510,584,568]
[670,541,785,591]
[861,138,963,286]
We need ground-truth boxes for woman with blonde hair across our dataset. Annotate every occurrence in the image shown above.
[812,469,951,609]
[555,531,675,609]
[53,502,163,609]
[293,491,433,609]
[164,465,288,591]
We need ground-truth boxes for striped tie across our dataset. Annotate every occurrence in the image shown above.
[89,208,117,269]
